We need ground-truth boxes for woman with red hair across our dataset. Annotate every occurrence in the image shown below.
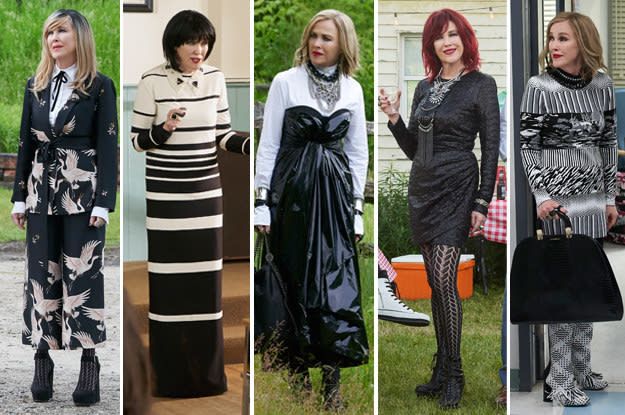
[379,8,499,409]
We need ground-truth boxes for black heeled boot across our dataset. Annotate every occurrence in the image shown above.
[415,353,447,397]
[72,349,100,406]
[439,357,464,409]
[322,366,345,412]
[31,350,54,402]
[287,363,312,398]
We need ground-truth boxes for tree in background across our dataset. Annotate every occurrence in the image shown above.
[0,0,119,152]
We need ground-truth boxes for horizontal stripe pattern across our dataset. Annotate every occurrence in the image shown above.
[146,214,222,230]
[155,95,219,103]
[134,64,230,392]
[146,189,222,200]
[148,259,223,274]
[149,311,223,322]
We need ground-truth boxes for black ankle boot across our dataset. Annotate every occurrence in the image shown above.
[322,366,345,412]
[439,357,464,409]
[415,353,447,397]
[72,354,100,406]
[287,365,312,398]
[31,351,54,402]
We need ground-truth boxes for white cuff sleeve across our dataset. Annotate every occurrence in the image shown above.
[254,205,271,227]
[11,202,26,215]
[90,206,110,223]
[354,214,364,236]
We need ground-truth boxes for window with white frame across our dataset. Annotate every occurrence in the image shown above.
[611,0,625,87]
[400,34,425,120]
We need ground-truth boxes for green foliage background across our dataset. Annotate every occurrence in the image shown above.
[0,0,120,153]
[254,0,374,121]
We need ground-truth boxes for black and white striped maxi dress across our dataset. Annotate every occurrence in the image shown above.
[131,63,249,397]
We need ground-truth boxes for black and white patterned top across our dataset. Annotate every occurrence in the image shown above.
[520,69,618,237]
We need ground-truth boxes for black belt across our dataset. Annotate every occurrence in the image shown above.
[29,136,94,272]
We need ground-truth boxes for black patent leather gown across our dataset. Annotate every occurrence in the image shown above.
[269,105,369,368]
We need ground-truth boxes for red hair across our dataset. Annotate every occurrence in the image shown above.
[422,9,480,82]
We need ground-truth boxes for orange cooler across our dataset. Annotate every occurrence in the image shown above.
[391,255,475,300]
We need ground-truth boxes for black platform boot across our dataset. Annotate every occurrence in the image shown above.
[72,349,100,406]
[415,353,447,397]
[287,362,312,399]
[439,357,464,409]
[322,366,345,412]
[31,350,54,402]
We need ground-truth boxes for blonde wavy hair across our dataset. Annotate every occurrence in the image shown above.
[293,9,360,76]
[32,9,97,95]
[539,12,607,80]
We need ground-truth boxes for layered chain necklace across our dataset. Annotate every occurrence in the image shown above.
[414,67,465,167]
[419,67,465,112]
[305,61,340,112]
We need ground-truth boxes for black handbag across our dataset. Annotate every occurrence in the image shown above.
[510,211,623,324]
[253,234,295,362]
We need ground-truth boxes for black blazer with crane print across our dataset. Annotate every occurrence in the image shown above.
[12,73,118,215]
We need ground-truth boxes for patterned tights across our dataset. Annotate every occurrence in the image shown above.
[421,244,463,360]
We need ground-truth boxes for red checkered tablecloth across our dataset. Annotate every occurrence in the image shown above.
[483,199,507,244]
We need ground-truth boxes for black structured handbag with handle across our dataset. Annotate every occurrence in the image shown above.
[511,210,623,324]
[253,233,295,367]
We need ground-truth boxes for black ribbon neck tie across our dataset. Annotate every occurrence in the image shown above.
[177,78,198,88]
[50,71,68,112]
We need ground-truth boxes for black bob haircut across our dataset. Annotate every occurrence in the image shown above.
[162,10,216,72]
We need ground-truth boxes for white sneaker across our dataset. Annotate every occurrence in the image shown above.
[378,276,430,326]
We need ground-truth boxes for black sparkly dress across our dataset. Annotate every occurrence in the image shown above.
[388,71,500,247]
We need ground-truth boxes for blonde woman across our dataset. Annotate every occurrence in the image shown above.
[254,9,369,411]
[11,9,117,405]
[520,12,617,406]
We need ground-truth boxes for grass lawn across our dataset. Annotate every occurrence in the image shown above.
[379,276,506,415]
[254,204,375,414]
[0,187,120,247]
[0,0,120,153]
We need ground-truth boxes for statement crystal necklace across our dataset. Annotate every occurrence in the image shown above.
[305,61,340,112]
[419,67,465,112]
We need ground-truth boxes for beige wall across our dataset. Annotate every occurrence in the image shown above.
[378,0,508,173]
[123,0,250,85]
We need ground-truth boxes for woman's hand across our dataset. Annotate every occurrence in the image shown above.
[606,205,619,229]
[89,216,106,228]
[470,211,486,234]
[378,88,401,125]
[11,213,25,230]
[254,205,270,234]
[354,214,364,242]
[256,225,270,234]
[163,107,187,132]
[537,199,567,220]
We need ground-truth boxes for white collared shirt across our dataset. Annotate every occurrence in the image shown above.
[254,65,368,199]
[49,63,78,126]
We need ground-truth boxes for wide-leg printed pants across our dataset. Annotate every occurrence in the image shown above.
[547,323,593,390]
[23,212,106,350]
